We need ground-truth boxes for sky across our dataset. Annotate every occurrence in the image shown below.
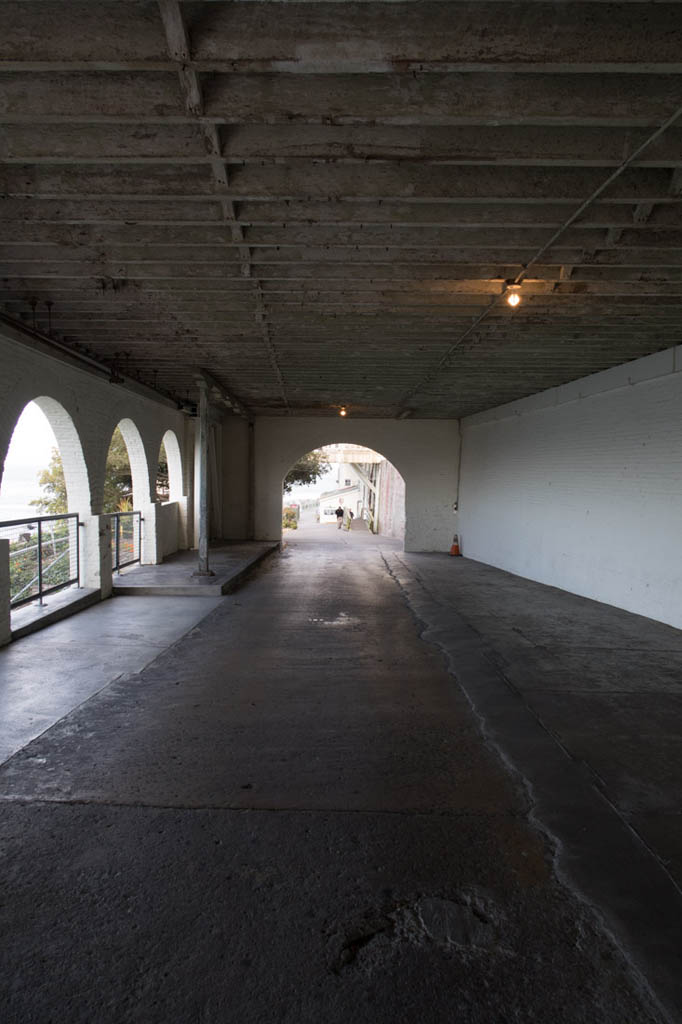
[284,462,335,505]
[0,402,57,521]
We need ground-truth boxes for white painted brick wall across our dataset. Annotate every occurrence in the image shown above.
[0,325,190,607]
[253,418,460,552]
[459,346,682,629]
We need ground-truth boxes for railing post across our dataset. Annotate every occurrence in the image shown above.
[114,513,120,573]
[0,538,11,647]
[76,515,82,587]
[37,519,44,605]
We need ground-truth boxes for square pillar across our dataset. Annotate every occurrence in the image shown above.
[141,503,160,565]
[82,514,113,599]
[0,538,11,647]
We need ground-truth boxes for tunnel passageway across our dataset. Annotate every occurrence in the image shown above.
[0,540,675,1023]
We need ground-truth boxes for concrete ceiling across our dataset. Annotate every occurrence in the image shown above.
[2,1,682,418]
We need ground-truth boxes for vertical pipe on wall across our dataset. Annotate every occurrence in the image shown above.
[247,419,255,540]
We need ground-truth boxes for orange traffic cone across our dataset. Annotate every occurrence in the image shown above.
[449,533,461,557]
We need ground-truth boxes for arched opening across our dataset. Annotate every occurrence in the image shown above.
[0,398,90,609]
[282,443,405,545]
[105,419,148,571]
[104,419,149,513]
[157,429,183,503]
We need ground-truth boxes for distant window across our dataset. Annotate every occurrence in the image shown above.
[323,507,335,516]
[344,478,351,486]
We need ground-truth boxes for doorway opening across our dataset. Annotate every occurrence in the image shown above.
[282,443,405,545]
[0,398,90,611]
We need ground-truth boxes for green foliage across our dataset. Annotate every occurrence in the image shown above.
[283,449,329,494]
[282,506,299,530]
[31,427,169,514]
[8,520,73,604]
[156,440,169,502]
[30,448,68,515]
[102,427,134,513]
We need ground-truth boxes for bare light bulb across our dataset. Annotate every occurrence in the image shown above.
[339,406,347,417]
[506,291,521,308]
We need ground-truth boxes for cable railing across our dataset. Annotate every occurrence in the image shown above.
[0,513,80,608]
[110,510,142,571]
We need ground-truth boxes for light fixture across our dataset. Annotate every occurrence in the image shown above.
[506,286,521,308]
[339,406,347,417]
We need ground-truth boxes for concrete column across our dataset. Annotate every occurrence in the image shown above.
[176,495,189,550]
[82,514,113,599]
[141,503,159,565]
[0,538,11,647]
[247,420,255,540]
[194,381,214,576]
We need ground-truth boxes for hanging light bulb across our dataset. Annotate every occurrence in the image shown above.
[339,406,347,417]
[506,290,521,308]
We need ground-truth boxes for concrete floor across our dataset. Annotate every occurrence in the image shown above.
[0,524,679,1022]
[0,595,222,765]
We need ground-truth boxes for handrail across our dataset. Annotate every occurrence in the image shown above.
[0,512,80,608]
[0,512,78,529]
[109,510,142,572]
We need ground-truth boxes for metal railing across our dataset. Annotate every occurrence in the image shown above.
[0,513,80,608]
[110,510,142,571]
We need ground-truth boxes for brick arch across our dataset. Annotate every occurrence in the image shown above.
[254,417,460,553]
[0,396,92,514]
[159,428,183,502]
[110,418,150,509]
[287,441,406,538]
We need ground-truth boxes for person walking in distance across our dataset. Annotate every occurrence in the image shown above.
[335,504,344,529]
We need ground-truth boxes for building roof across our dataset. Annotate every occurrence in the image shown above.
[319,484,360,502]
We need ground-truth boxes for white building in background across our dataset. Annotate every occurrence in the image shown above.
[317,445,405,537]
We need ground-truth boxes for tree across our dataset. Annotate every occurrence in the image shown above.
[156,440,169,502]
[283,449,329,493]
[31,447,69,515]
[31,426,137,514]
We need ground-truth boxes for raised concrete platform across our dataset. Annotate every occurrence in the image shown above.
[0,594,223,766]
[112,541,279,596]
[10,586,100,641]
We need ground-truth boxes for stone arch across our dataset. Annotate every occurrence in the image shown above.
[285,441,405,539]
[159,428,183,502]
[110,418,150,509]
[1,396,91,514]
[254,418,460,552]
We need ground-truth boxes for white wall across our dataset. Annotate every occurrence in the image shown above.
[0,323,190,595]
[0,324,188,516]
[377,460,406,539]
[253,417,459,552]
[157,502,181,559]
[459,346,682,629]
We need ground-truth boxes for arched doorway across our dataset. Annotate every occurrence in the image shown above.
[157,429,183,504]
[254,417,459,553]
[104,419,149,570]
[282,443,406,545]
[0,398,90,608]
